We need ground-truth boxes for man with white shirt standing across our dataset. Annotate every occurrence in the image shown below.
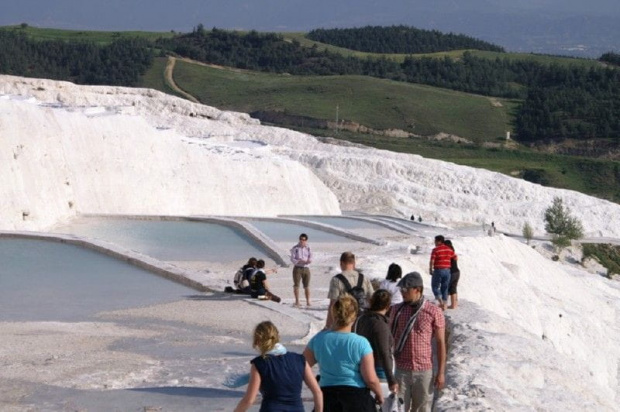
[290,233,312,307]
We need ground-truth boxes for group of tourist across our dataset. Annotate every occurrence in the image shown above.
[233,233,460,411]
[233,257,282,303]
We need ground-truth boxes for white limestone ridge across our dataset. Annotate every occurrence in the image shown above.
[2,74,620,237]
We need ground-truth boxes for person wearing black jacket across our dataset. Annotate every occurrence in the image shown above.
[353,289,398,394]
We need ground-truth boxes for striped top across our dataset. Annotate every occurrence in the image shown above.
[430,244,456,269]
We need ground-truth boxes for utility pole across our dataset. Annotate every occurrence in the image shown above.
[335,104,339,135]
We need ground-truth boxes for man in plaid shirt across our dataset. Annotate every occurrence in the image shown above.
[390,272,446,412]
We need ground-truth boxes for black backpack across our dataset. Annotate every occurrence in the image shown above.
[336,273,368,310]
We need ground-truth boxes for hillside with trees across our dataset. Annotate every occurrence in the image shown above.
[1,25,618,158]
[0,30,152,86]
[306,26,505,54]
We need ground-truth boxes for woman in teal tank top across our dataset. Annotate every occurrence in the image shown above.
[303,295,384,412]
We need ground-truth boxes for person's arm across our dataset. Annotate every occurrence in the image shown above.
[429,250,435,275]
[325,299,336,329]
[233,364,261,412]
[360,352,384,405]
[376,324,398,393]
[303,361,323,412]
[434,327,447,389]
[290,246,303,266]
[307,246,312,264]
[303,347,317,367]
[262,278,270,292]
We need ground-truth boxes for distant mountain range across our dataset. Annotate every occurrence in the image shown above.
[2,0,619,57]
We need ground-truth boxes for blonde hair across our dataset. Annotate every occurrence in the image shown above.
[331,294,358,328]
[253,321,279,356]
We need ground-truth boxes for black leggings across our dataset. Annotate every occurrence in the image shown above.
[321,385,376,412]
[448,270,460,295]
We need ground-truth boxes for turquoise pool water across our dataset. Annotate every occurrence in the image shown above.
[247,220,358,243]
[296,216,401,232]
[0,238,196,322]
[52,218,269,263]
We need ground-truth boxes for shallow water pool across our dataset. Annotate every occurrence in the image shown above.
[296,216,401,232]
[0,238,196,322]
[51,218,269,263]
[247,220,358,243]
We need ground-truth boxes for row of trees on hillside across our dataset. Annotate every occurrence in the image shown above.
[0,31,153,86]
[515,68,620,142]
[307,26,504,54]
[156,28,365,75]
[600,52,620,66]
[1,27,618,145]
[159,30,620,143]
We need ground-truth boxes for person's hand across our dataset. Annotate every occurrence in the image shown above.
[389,382,399,394]
[434,372,445,389]
[374,392,384,405]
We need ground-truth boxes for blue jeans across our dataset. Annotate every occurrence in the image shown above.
[432,268,451,301]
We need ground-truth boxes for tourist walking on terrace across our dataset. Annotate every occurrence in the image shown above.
[353,289,399,395]
[304,295,384,411]
[234,321,323,412]
[325,251,374,328]
[390,272,446,412]
[429,235,455,310]
[380,263,404,307]
[290,233,312,307]
[443,240,460,309]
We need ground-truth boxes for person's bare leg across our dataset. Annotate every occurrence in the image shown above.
[293,287,300,307]
[448,293,458,309]
[305,287,311,306]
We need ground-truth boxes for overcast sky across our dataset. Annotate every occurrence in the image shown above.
[1,1,618,56]
[1,0,618,32]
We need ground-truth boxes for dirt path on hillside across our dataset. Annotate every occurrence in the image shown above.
[164,57,200,103]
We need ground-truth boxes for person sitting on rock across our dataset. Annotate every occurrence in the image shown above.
[250,260,281,303]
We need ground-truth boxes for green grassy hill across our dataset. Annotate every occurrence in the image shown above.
[167,58,516,143]
[282,32,605,68]
[7,24,173,44]
[139,58,620,203]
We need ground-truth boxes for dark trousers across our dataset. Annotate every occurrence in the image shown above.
[321,385,376,412]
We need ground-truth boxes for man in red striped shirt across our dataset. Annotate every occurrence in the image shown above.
[429,235,455,310]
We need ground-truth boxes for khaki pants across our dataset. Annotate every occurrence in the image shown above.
[395,368,433,412]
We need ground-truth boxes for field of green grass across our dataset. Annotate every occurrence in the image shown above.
[282,32,604,68]
[2,25,173,44]
[170,59,516,143]
[137,57,184,98]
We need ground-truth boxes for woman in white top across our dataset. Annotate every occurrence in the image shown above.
[379,263,403,306]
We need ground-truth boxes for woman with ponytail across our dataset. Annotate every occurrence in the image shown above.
[303,295,384,411]
[235,321,323,412]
